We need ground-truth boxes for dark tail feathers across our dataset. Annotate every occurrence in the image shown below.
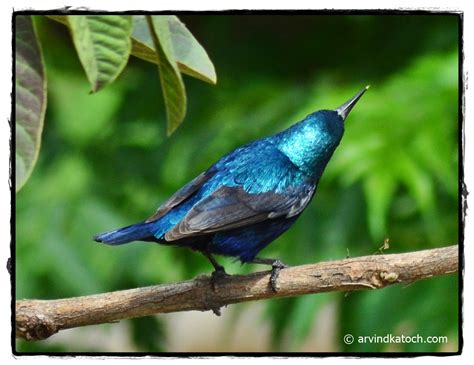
[93,221,153,245]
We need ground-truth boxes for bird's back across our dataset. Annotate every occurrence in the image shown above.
[149,139,314,242]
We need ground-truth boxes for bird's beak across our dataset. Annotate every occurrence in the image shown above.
[335,85,370,121]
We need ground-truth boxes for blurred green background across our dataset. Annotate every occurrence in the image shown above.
[16,14,459,353]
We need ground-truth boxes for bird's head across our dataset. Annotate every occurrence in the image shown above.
[272,86,369,180]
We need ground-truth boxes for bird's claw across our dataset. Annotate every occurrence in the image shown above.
[211,306,222,316]
[270,260,288,292]
[210,268,230,292]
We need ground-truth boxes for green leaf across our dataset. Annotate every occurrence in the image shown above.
[67,15,132,92]
[147,16,187,135]
[46,15,217,85]
[45,15,68,26]
[15,16,47,192]
[132,15,217,84]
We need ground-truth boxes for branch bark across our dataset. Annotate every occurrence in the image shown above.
[16,245,458,341]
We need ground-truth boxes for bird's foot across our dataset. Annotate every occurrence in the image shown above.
[270,259,288,292]
[210,267,230,292]
[203,252,230,292]
[250,257,289,292]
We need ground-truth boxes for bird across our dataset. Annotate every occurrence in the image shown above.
[94,86,369,291]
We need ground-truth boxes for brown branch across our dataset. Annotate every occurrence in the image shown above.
[16,245,459,341]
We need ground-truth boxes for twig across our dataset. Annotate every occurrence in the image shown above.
[16,245,459,341]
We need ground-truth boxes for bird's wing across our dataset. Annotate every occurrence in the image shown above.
[164,184,315,241]
[146,170,215,223]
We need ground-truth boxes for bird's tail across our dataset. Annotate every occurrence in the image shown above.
[93,221,154,245]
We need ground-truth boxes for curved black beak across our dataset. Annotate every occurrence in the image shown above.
[335,86,370,121]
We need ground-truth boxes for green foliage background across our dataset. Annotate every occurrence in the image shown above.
[16,14,460,352]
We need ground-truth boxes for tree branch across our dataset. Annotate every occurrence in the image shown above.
[16,245,458,341]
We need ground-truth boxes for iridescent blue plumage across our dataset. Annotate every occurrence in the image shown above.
[94,87,368,288]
